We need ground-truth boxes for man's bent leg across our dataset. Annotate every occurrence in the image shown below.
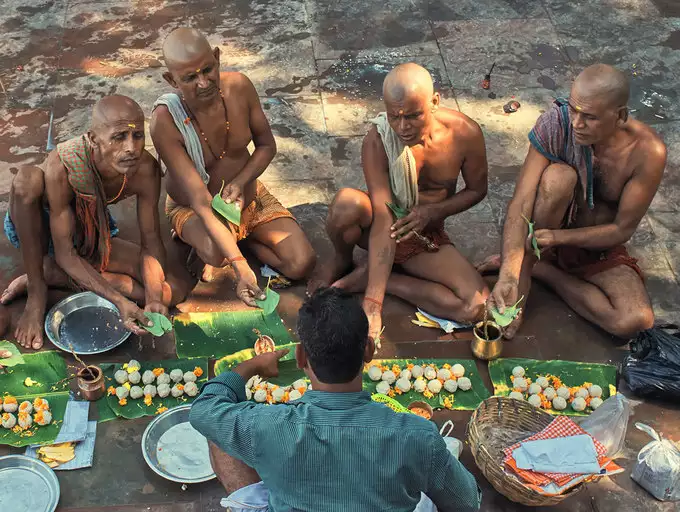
[533,262,653,339]
[209,441,261,495]
[4,166,50,349]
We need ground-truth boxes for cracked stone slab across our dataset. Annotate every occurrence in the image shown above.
[0,108,50,178]
[421,0,546,21]
[650,121,680,212]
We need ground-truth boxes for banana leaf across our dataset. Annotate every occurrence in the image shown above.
[94,364,118,423]
[103,358,208,419]
[0,391,69,447]
[364,358,490,411]
[386,201,409,219]
[212,181,242,226]
[255,287,280,316]
[0,341,24,367]
[174,311,295,359]
[141,312,173,337]
[490,297,524,327]
[488,357,618,417]
[0,351,69,396]
[522,214,541,260]
[214,342,300,386]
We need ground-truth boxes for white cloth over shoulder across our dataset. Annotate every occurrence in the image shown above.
[153,93,209,184]
[369,112,418,210]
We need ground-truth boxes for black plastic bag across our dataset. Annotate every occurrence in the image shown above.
[622,326,680,401]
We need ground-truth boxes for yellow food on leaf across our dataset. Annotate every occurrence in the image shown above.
[107,386,116,396]
[126,365,140,374]
[24,377,38,387]
[123,382,131,390]
[156,406,168,415]
[144,395,153,406]
[152,368,165,377]
[119,398,127,406]
[193,367,204,377]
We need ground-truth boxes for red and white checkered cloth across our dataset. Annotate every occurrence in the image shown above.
[503,415,608,487]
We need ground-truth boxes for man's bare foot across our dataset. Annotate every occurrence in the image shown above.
[502,311,523,340]
[306,253,353,296]
[1,274,29,304]
[476,254,502,275]
[332,261,369,293]
[15,286,47,350]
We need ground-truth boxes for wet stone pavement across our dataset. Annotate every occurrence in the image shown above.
[1,0,680,511]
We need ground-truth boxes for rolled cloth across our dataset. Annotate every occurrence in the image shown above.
[153,93,209,184]
[57,135,125,271]
[528,99,594,209]
[369,113,418,210]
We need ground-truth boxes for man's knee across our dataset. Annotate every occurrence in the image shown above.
[537,163,578,203]
[438,291,486,323]
[607,306,654,339]
[283,247,316,281]
[12,166,45,206]
[327,188,366,231]
[198,238,227,267]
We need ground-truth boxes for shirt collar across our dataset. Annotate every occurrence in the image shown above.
[298,390,372,410]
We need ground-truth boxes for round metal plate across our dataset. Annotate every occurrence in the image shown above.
[0,455,60,512]
[44,291,131,355]
[141,404,215,484]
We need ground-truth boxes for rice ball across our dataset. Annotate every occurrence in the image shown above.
[513,377,528,392]
[170,369,184,383]
[128,371,141,385]
[272,387,286,403]
[528,394,542,407]
[512,366,525,378]
[288,389,302,401]
[1,412,16,429]
[396,378,411,392]
[552,396,567,410]
[457,377,472,391]
[18,411,32,429]
[536,376,549,389]
[444,379,458,393]
[572,396,587,411]
[171,384,184,398]
[115,386,129,400]
[157,383,171,398]
[528,383,542,396]
[33,398,49,411]
[424,367,437,380]
[143,385,157,398]
[509,391,525,400]
[413,378,427,393]
[556,386,570,399]
[590,397,604,410]
[292,379,308,391]
[411,366,424,379]
[34,410,52,426]
[142,370,156,385]
[182,371,197,383]
[254,389,267,403]
[437,368,452,381]
[127,360,141,371]
[157,373,171,386]
[129,386,144,400]
[19,401,33,414]
[376,381,391,395]
[399,369,412,381]
[543,387,556,401]
[2,397,17,413]
[245,388,252,400]
[367,365,382,381]
[589,384,603,398]
[381,370,396,385]
[184,382,199,397]
[114,370,129,384]
[452,364,465,378]
[427,379,442,394]
[574,387,589,399]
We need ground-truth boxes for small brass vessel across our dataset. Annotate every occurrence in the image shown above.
[471,321,503,360]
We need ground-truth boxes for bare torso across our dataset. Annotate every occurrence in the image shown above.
[164,72,256,207]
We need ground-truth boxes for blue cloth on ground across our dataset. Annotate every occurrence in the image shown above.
[513,434,601,475]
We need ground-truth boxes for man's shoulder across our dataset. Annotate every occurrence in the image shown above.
[630,120,667,174]
[221,71,255,94]
[438,107,483,141]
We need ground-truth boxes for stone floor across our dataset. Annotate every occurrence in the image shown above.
[1,0,680,511]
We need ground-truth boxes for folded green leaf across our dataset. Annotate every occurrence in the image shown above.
[490,296,524,327]
[0,341,24,367]
[255,287,280,316]
[142,312,173,337]
[386,201,409,219]
[212,181,242,226]
[521,214,541,260]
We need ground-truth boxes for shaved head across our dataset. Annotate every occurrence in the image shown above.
[383,63,434,102]
[162,27,212,69]
[91,95,143,132]
[573,64,629,109]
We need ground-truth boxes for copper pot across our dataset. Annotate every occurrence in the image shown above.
[407,401,434,420]
[77,365,105,401]
[471,321,503,360]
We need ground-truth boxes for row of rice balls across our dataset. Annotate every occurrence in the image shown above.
[245,375,309,404]
[110,360,203,405]
[508,366,604,411]
[366,362,473,398]
[1,396,52,429]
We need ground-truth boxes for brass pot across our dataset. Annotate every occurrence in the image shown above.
[471,321,503,360]
[77,365,105,401]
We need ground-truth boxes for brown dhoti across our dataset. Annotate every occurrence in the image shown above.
[394,223,452,265]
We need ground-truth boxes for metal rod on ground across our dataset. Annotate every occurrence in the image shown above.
[45,110,55,151]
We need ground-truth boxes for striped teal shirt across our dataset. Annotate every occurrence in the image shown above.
[190,371,482,512]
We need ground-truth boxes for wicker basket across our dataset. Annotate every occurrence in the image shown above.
[467,396,583,506]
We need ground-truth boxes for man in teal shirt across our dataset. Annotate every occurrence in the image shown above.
[190,287,482,511]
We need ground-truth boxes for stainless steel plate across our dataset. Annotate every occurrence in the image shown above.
[44,291,131,355]
[0,455,60,512]
[141,404,215,484]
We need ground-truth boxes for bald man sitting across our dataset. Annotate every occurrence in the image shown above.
[481,64,666,340]
[151,28,315,307]
[1,95,188,349]
[310,63,490,341]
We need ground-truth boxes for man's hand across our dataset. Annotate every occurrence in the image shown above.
[533,229,557,250]
[235,266,266,307]
[144,300,169,318]
[117,299,150,335]
[390,204,437,242]
[221,180,245,211]
[362,299,383,345]
[235,348,290,380]
[488,276,519,315]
